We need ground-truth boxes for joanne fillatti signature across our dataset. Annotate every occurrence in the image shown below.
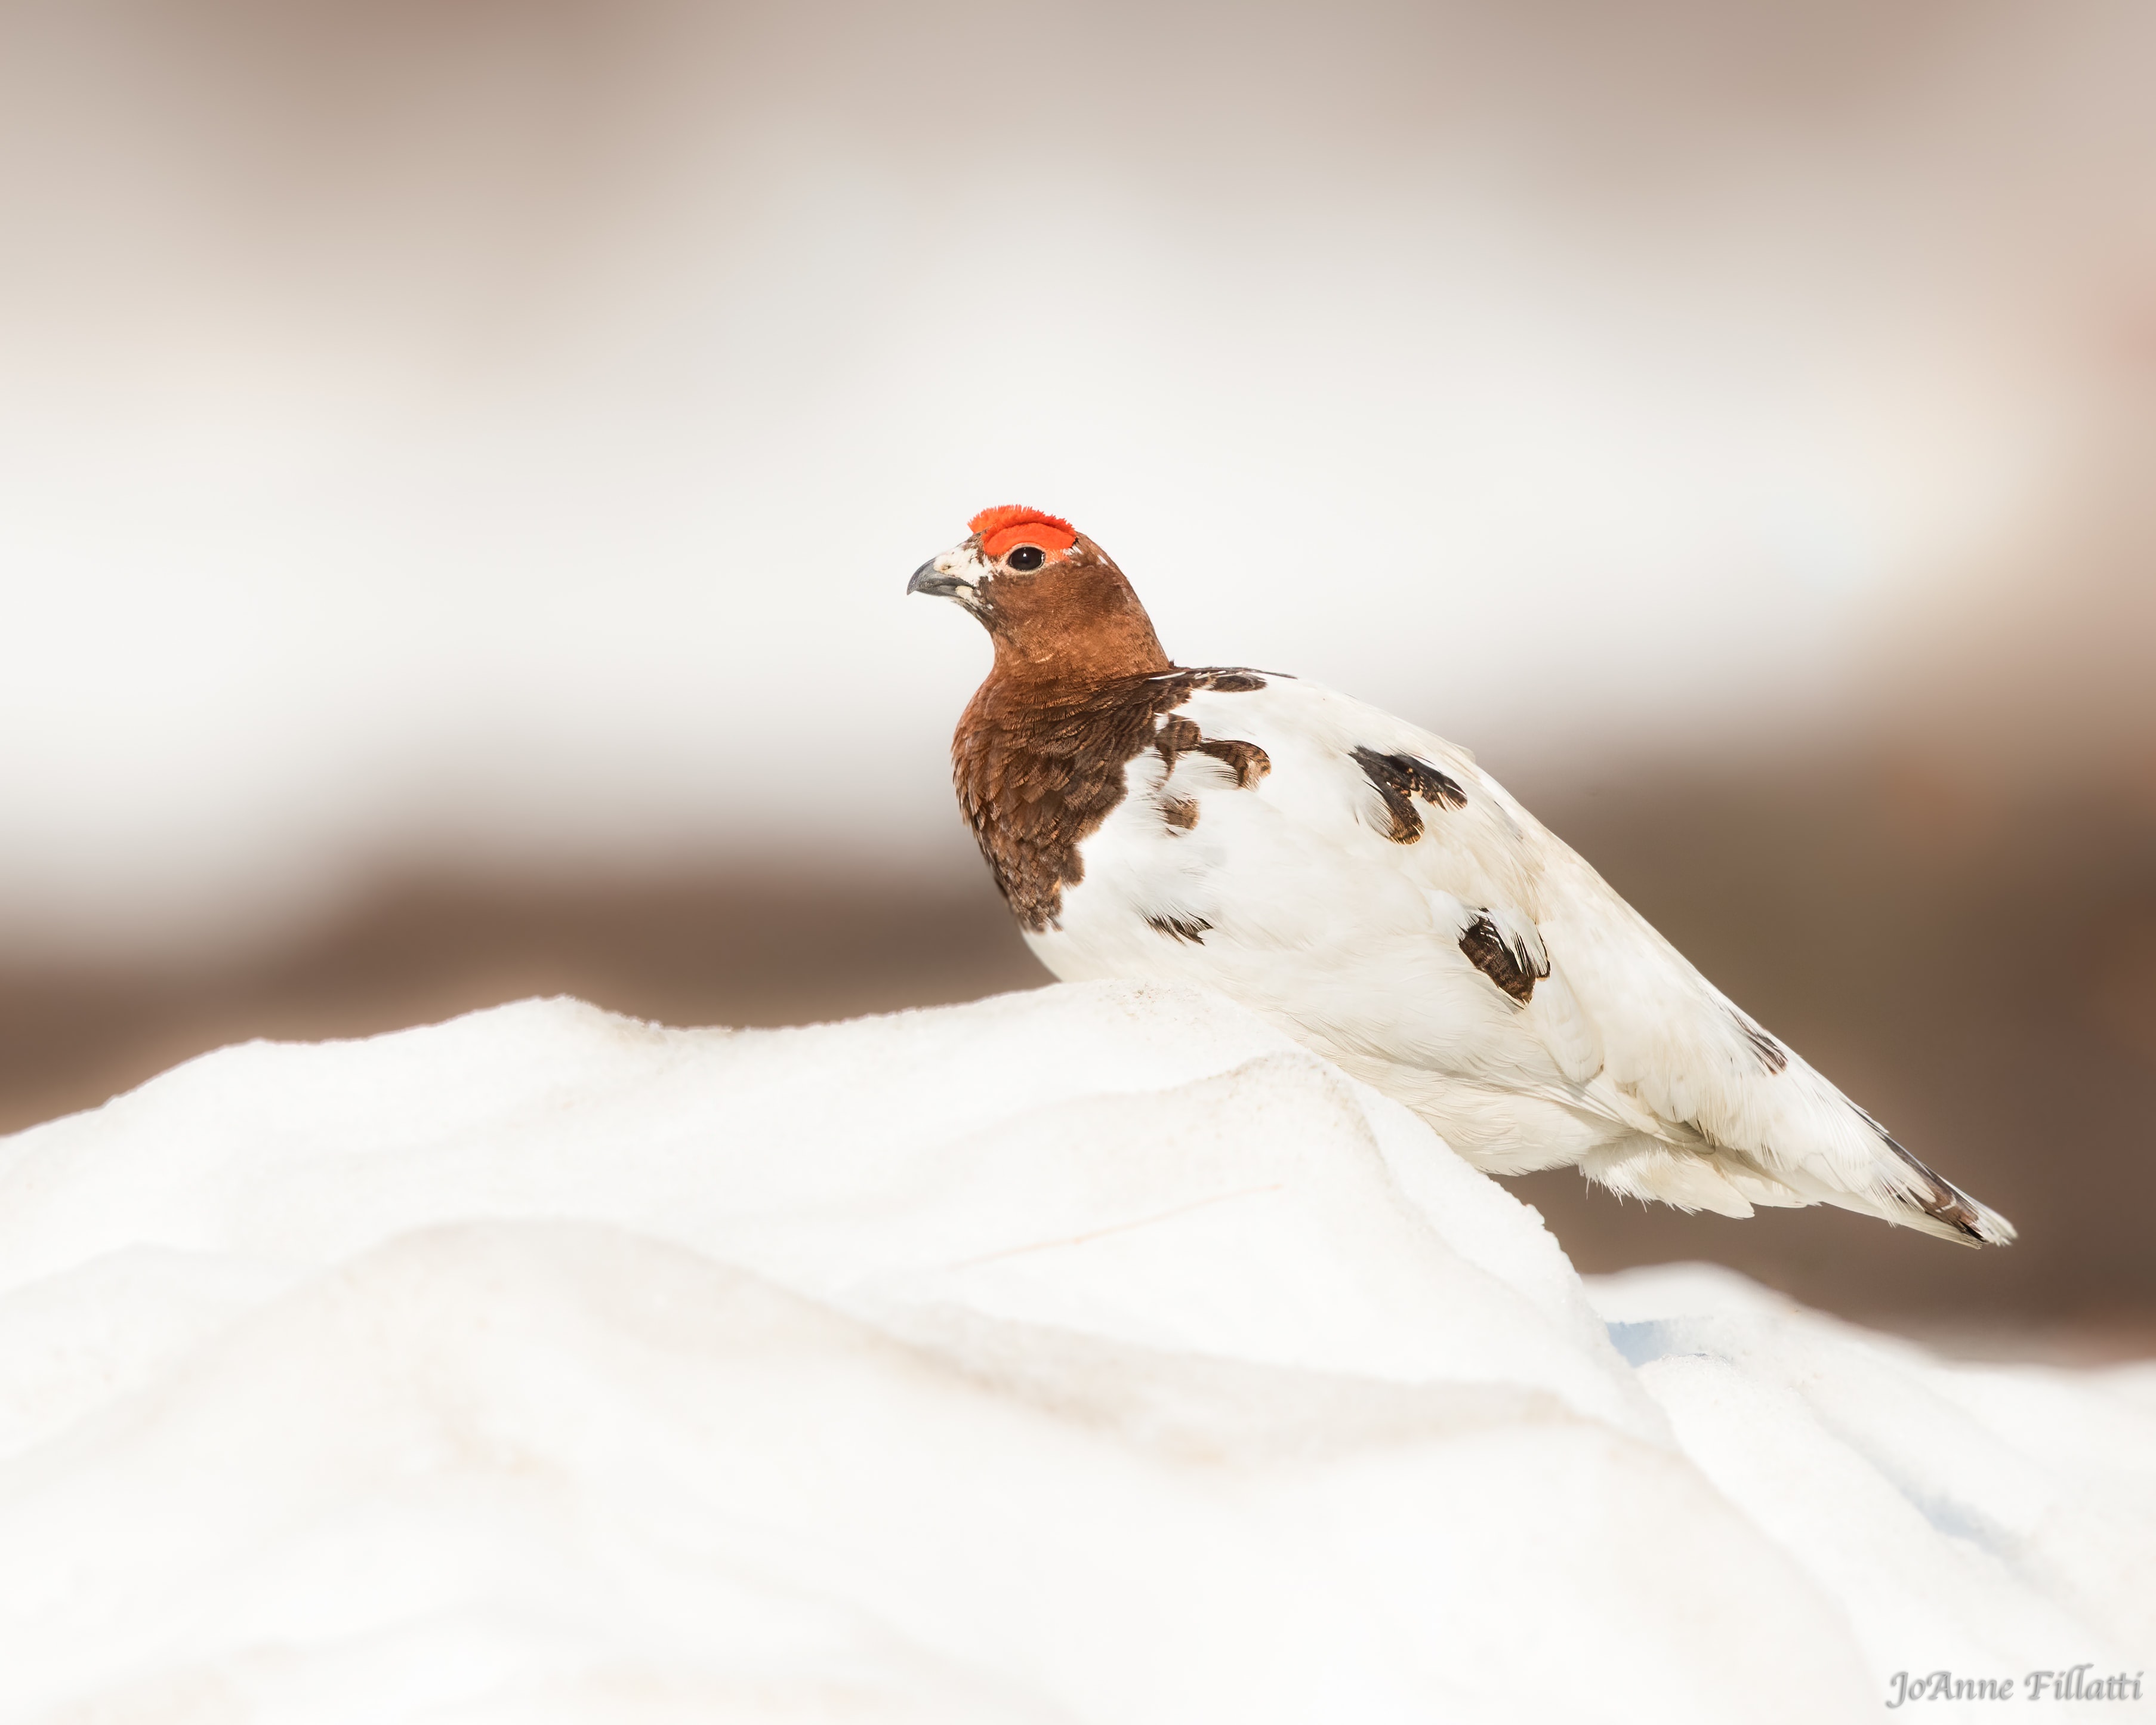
[1886,1666,2145,1707]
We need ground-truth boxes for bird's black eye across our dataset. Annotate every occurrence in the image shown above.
[1005,544,1045,571]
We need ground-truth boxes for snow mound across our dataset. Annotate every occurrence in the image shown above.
[0,982,2146,1723]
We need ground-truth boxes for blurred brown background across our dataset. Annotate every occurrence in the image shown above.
[1,0,2151,1350]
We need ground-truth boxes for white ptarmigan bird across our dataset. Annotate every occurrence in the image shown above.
[909,504,2015,1245]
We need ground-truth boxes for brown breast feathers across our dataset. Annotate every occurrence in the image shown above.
[954,669,1269,931]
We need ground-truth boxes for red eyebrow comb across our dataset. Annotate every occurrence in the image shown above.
[970,505,1077,560]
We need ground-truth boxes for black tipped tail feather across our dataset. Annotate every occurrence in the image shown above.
[1865,1116,2016,1247]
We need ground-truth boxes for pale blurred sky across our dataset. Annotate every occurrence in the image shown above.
[1,0,2150,953]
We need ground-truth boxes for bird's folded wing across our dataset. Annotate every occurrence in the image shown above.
[1171,678,2012,1242]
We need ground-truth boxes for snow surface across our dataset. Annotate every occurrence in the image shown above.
[0,981,2147,1723]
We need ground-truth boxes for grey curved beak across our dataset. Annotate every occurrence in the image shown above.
[907,558,963,598]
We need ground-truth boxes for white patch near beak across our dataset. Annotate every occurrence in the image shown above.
[908,539,995,613]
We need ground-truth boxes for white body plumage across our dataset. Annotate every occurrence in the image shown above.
[1027,672,2012,1245]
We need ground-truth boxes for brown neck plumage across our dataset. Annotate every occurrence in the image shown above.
[979,536,1172,691]
[943,533,1271,933]
[948,534,1177,930]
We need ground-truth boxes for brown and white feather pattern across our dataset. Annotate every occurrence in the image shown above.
[915,510,2013,1246]
[966,672,2010,1245]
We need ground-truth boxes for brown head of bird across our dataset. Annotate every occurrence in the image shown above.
[906,505,1170,686]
